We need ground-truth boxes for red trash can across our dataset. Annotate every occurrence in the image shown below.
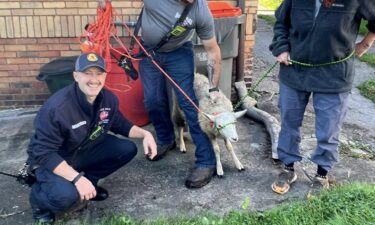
[105,48,149,126]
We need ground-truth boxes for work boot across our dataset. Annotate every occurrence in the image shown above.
[271,168,297,194]
[147,142,176,161]
[90,186,109,201]
[32,207,55,224]
[185,167,216,188]
[311,175,330,190]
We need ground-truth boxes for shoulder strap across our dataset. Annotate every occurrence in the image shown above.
[129,7,143,52]
[129,3,193,54]
[153,3,193,51]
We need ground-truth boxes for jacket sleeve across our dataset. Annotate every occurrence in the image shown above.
[28,108,65,171]
[109,98,134,137]
[359,0,375,33]
[269,0,292,57]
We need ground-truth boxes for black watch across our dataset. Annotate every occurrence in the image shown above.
[209,87,219,92]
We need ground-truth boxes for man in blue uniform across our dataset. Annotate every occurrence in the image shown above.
[27,52,157,223]
[270,0,375,194]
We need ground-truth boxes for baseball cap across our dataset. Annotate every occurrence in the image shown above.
[75,52,106,72]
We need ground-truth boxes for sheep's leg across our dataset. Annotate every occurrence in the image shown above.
[178,127,186,153]
[211,138,224,177]
[224,138,244,171]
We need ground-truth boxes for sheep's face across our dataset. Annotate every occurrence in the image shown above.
[206,110,247,142]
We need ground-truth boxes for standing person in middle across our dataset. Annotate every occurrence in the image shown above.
[138,0,221,189]
[97,0,221,188]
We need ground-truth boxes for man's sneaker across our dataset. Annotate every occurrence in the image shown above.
[32,207,55,224]
[185,167,216,188]
[271,169,297,194]
[147,142,176,161]
[311,175,330,190]
[90,186,109,201]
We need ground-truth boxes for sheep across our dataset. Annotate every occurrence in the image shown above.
[172,73,247,177]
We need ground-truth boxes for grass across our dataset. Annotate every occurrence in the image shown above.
[359,20,368,36]
[359,53,375,67]
[77,183,375,225]
[340,141,375,160]
[258,0,282,11]
[358,78,375,104]
[257,15,276,26]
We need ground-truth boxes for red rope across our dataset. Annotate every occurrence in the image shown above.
[78,1,203,114]
[78,0,115,71]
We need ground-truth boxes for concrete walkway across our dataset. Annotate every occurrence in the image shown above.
[0,19,374,225]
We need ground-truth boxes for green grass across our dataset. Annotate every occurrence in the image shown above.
[359,53,375,67]
[359,20,368,36]
[80,183,375,225]
[358,79,375,104]
[257,15,276,26]
[258,0,282,10]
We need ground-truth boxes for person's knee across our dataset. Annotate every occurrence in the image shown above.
[48,185,79,212]
[111,140,137,165]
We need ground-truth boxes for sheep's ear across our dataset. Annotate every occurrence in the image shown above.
[202,112,216,122]
[234,109,247,119]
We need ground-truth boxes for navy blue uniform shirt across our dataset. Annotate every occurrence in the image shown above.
[27,83,133,171]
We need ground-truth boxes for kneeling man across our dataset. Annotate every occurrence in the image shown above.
[27,52,157,223]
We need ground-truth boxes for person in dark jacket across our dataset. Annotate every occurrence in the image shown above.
[269,0,375,194]
[27,52,157,224]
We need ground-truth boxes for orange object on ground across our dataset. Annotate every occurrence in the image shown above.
[208,1,242,18]
[105,48,149,127]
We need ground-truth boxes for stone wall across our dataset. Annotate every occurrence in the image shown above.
[0,0,257,109]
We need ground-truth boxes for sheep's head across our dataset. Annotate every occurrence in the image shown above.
[204,109,247,142]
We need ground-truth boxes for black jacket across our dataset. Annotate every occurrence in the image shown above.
[270,0,375,93]
[27,83,133,171]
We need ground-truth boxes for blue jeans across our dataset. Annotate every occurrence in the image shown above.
[277,82,349,172]
[139,42,216,168]
[29,134,137,213]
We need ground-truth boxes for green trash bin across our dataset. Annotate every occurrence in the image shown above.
[193,13,245,99]
[37,56,78,94]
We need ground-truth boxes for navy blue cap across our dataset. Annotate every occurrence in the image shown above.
[75,52,106,72]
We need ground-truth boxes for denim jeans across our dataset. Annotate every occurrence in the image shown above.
[277,82,349,172]
[139,42,216,168]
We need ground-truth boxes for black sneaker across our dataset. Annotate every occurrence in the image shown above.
[147,142,176,161]
[90,186,109,201]
[32,207,55,224]
[185,167,216,188]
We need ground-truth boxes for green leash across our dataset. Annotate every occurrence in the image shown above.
[232,50,355,111]
[289,50,355,67]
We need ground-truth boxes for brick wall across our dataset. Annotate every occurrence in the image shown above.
[0,0,257,109]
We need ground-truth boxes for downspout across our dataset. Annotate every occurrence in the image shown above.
[236,0,246,82]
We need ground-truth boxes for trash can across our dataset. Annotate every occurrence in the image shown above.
[193,2,245,99]
[37,56,77,94]
[104,48,150,126]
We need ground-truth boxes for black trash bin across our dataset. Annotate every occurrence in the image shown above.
[37,56,78,94]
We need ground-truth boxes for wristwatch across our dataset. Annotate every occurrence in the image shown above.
[209,87,219,92]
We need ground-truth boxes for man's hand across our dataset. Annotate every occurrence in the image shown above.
[356,32,375,57]
[356,41,371,57]
[277,51,290,65]
[143,131,157,160]
[74,176,97,201]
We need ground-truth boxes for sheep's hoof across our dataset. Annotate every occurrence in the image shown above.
[238,168,245,172]
[217,174,224,178]
[180,150,186,154]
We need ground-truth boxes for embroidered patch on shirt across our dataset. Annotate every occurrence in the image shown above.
[72,121,87,129]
